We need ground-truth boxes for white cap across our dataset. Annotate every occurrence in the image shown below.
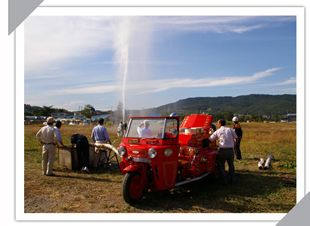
[46,117,54,123]
[232,116,239,122]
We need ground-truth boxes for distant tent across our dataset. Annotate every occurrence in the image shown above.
[147,114,162,117]
[91,114,112,120]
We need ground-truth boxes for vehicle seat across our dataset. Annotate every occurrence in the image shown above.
[156,132,173,138]
[178,160,191,169]
[178,147,196,169]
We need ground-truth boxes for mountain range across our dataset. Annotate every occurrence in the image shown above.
[25,94,296,117]
[135,94,296,117]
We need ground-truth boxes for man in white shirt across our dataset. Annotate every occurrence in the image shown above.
[209,119,239,185]
[137,120,152,138]
[36,117,58,176]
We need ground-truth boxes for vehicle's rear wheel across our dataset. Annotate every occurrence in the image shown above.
[122,171,146,205]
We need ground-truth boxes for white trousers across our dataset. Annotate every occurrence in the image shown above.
[94,140,108,167]
[42,144,56,175]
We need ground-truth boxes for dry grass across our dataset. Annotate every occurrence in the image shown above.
[24,122,296,213]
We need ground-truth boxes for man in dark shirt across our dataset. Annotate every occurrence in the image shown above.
[70,133,90,173]
[232,117,243,160]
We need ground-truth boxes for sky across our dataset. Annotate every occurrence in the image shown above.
[24,16,296,112]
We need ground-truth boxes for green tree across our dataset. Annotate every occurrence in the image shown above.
[250,114,256,121]
[214,112,224,121]
[39,105,53,116]
[24,110,32,116]
[80,104,93,118]
[224,110,234,122]
[32,107,40,116]
[256,115,263,122]
[272,115,280,122]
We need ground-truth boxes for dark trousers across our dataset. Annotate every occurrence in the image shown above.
[234,139,242,159]
[216,148,236,185]
[76,138,89,168]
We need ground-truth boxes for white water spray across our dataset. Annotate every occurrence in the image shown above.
[122,49,129,123]
[114,18,131,123]
[113,17,153,119]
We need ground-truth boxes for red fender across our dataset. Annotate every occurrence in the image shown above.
[123,163,144,174]
[123,163,148,193]
[119,161,127,175]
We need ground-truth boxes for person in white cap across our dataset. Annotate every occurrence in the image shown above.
[137,120,152,138]
[232,116,243,160]
[36,117,58,176]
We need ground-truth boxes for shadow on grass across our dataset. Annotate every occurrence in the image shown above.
[51,167,122,183]
[133,170,296,213]
[51,174,116,183]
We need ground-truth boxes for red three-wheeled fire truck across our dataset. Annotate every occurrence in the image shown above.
[115,113,219,205]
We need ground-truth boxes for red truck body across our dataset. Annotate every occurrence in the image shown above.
[117,114,218,205]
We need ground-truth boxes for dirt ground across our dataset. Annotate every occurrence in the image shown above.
[24,123,296,213]
[24,158,296,213]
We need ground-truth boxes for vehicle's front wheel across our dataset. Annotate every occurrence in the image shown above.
[122,171,146,205]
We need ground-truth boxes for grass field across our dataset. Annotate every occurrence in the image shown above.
[24,122,296,213]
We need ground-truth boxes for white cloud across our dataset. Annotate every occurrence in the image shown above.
[281,88,296,93]
[131,68,281,95]
[272,77,296,86]
[56,100,85,109]
[24,17,115,73]
[50,68,280,96]
[228,24,264,33]
[153,16,294,34]
[93,60,179,65]
[252,68,282,79]
[25,16,294,75]
[51,84,120,95]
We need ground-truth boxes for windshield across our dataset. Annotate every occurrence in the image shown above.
[126,118,178,139]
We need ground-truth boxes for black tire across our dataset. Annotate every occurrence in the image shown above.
[122,171,146,205]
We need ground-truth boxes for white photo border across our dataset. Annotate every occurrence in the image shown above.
[17,5,304,224]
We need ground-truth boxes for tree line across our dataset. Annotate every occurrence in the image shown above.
[212,110,282,122]
[25,103,284,123]
[25,104,113,120]
[24,105,69,117]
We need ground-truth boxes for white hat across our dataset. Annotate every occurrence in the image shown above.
[144,120,150,125]
[232,116,239,122]
[46,117,54,123]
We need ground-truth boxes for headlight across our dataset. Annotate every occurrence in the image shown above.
[118,146,126,156]
[164,149,173,157]
[148,148,157,158]
[209,128,214,135]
